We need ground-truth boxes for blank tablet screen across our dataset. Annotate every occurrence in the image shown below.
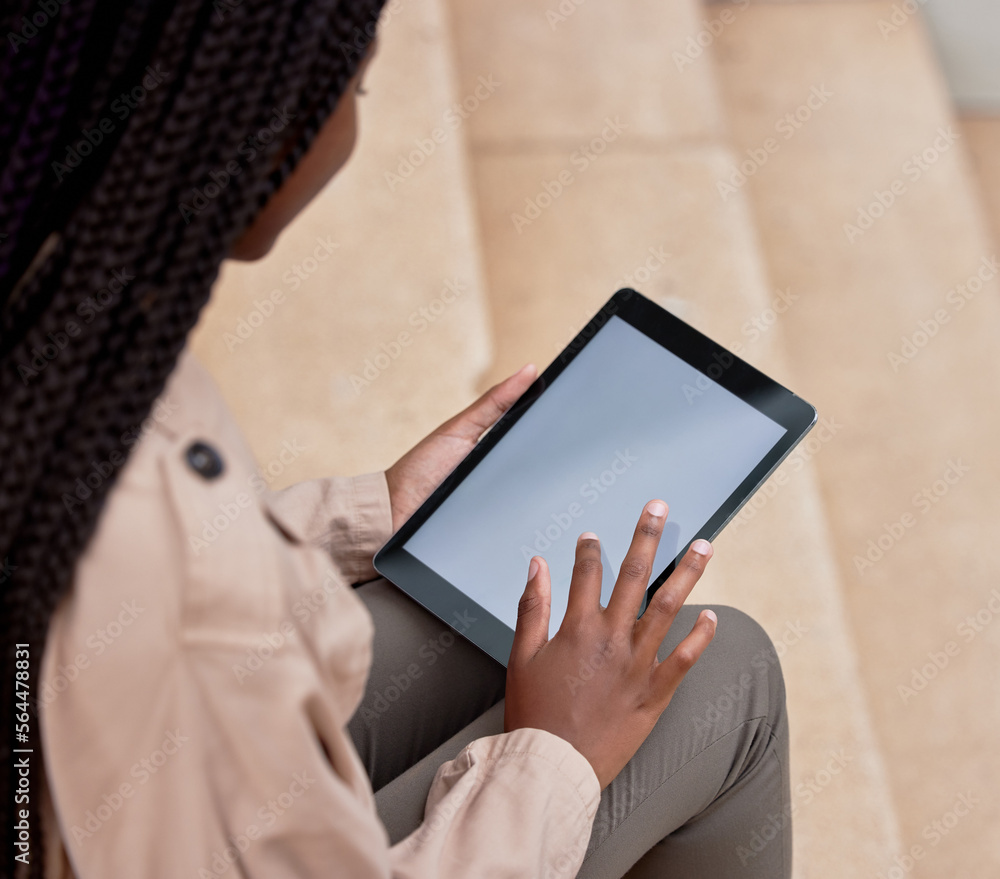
[402,315,787,637]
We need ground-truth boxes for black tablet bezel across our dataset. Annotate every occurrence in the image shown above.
[373,289,817,666]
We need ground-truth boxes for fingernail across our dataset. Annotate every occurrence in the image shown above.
[528,557,539,579]
[647,501,666,518]
[580,531,598,542]
[517,363,535,377]
[691,539,712,556]
[704,609,718,625]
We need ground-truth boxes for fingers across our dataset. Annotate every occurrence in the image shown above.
[650,609,718,707]
[633,539,713,665]
[605,500,669,625]
[562,532,604,627]
[445,364,538,442]
[509,556,551,665]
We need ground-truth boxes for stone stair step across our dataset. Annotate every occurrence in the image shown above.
[447,0,725,146]
[712,3,1000,876]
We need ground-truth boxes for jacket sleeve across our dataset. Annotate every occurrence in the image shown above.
[266,471,393,583]
[390,729,601,879]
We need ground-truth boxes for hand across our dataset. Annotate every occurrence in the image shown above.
[504,500,717,789]
[384,364,538,533]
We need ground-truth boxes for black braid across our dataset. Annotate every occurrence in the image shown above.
[0,1,385,875]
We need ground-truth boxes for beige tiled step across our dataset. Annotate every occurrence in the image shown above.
[446,0,723,146]
[189,0,493,485]
[445,0,901,875]
[712,4,1000,876]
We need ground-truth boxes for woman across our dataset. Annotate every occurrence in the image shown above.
[0,1,791,876]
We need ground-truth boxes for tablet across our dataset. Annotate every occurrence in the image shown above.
[373,289,817,666]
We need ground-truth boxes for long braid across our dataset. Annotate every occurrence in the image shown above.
[0,2,385,874]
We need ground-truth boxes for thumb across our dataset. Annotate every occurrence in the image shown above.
[444,363,537,442]
[509,556,551,664]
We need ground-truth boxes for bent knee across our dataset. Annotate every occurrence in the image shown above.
[707,604,785,667]
[707,605,787,718]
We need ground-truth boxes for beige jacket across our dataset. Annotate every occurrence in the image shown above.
[39,350,600,878]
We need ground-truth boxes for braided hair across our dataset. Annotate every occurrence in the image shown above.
[0,0,386,873]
